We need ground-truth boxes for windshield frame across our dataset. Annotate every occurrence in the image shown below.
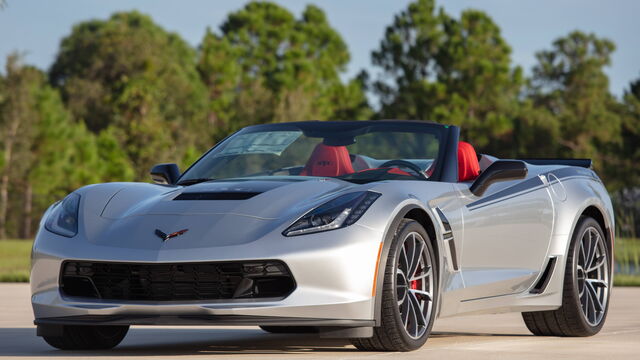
[177,120,457,184]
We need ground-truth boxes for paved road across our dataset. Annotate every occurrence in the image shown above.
[1,284,638,359]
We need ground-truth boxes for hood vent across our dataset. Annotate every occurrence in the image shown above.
[174,192,262,201]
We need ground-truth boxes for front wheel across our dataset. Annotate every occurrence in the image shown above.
[522,216,611,336]
[352,219,437,351]
[42,325,129,350]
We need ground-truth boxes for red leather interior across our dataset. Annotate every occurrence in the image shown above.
[357,167,412,176]
[300,144,355,177]
[458,141,480,182]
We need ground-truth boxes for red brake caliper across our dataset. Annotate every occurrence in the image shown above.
[410,280,418,290]
[410,265,421,290]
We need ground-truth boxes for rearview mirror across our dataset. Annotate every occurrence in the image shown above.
[150,163,180,185]
[469,160,527,197]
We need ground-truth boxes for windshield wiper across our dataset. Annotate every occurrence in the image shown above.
[176,178,215,186]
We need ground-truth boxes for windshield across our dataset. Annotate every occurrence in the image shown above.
[179,122,445,184]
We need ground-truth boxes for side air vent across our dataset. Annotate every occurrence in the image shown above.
[435,207,458,271]
[174,192,261,200]
[530,257,557,294]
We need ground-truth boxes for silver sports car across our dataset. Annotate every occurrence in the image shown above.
[31,120,614,351]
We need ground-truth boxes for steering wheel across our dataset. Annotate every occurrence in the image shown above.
[378,160,428,180]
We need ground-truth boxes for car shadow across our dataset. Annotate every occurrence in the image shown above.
[431,331,531,338]
[0,327,357,357]
[0,327,534,357]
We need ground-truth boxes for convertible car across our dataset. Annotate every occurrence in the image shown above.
[31,120,614,351]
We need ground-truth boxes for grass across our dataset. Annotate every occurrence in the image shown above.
[612,274,640,286]
[0,239,31,282]
[1,237,639,286]
[615,238,640,273]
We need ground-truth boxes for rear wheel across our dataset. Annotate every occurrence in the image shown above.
[42,325,129,350]
[259,326,317,334]
[351,219,437,351]
[522,216,610,336]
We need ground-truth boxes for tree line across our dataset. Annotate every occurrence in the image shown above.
[0,0,638,239]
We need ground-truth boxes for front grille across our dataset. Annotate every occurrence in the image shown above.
[60,261,295,301]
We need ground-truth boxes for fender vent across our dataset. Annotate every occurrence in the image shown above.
[436,207,458,271]
[530,257,557,294]
[174,192,261,200]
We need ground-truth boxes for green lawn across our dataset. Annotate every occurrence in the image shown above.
[0,239,31,282]
[1,238,639,285]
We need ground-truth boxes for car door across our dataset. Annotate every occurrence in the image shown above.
[454,174,554,300]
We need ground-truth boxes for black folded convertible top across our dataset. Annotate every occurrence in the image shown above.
[519,158,592,169]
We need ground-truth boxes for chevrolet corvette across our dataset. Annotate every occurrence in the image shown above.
[31,120,614,351]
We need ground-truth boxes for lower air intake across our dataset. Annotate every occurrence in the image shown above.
[60,260,295,301]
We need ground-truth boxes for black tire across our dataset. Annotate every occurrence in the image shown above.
[351,219,438,351]
[522,216,611,336]
[259,326,317,334]
[42,325,129,350]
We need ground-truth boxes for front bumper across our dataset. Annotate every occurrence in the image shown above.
[31,223,383,327]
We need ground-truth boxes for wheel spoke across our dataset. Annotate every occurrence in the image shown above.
[408,291,427,327]
[587,278,608,289]
[584,288,591,319]
[587,254,606,273]
[410,289,432,301]
[400,245,409,272]
[408,240,424,278]
[401,298,410,325]
[410,265,431,281]
[406,294,418,336]
[579,240,587,268]
[586,230,597,269]
[583,232,592,267]
[586,284,598,323]
[586,282,603,313]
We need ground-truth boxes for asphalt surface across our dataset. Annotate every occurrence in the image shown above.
[0,284,638,359]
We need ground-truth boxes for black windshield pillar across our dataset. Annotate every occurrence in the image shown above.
[437,126,459,183]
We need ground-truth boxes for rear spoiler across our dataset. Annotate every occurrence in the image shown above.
[519,158,592,169]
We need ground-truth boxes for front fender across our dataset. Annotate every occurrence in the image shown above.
[370,201,446,326]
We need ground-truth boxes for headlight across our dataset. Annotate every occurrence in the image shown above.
[283,191,381,236]
[44,193,80,237]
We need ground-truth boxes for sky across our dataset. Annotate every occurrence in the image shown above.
[1,0,638,100]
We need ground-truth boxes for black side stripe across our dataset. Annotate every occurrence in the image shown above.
[467,176,543,209]
[466,167,597,210]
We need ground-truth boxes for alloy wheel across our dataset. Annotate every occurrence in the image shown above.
[395,232,434,339]
[576,226,609,326]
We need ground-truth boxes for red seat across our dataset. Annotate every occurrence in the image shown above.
[458,141,480,182]
[300,144,355,177]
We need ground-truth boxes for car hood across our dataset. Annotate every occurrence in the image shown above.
[100,178,359,220]
[76,178,364,250]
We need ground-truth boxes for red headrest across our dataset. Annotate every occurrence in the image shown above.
[300,143,355,177]
[458,141,480,182]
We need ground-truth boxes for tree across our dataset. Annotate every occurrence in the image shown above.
[50,11,209,178]
[372,0,522,153]
[0,54,38,238]
[607,77,640,189]
[433,10,523,150]
[372,0,444,120]
[0,55,125,238]
[198,1,369,139]
[528,31,620,183]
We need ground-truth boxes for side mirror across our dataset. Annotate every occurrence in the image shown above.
[150,163,180,185]
[469,160,527,197]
